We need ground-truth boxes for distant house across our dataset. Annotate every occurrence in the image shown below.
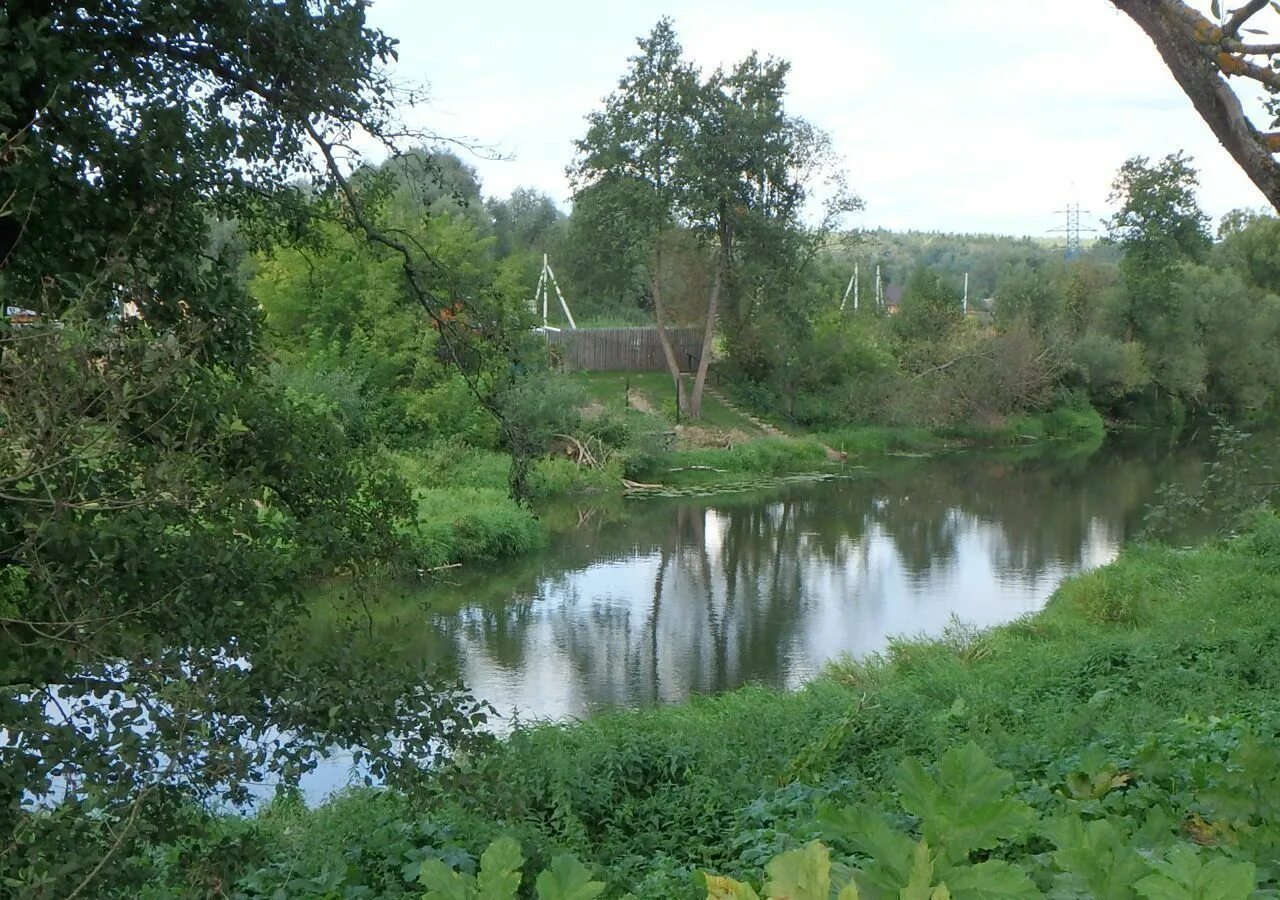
[884,284,905,315]
[4,306,40,326]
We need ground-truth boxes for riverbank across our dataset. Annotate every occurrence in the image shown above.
[407,372,1107,566]
[124,508,1280,897]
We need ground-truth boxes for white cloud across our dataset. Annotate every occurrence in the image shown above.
[368,0,1276,233]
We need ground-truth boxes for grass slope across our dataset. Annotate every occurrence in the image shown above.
[147,512,1280,898]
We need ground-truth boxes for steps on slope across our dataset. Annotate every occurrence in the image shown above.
[702,386,847,462]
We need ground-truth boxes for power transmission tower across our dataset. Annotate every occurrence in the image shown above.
[1050,203,1096,260]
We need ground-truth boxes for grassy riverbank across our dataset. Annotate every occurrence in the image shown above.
[126,510,1280,897]
[394,390,1105,562]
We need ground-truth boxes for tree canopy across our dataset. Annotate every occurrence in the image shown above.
[571,18,857,418]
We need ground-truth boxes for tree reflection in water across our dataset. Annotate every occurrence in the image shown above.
[411,435,1215,723]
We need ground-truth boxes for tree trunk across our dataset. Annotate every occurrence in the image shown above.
[688,217,729,420]
[1112,0,1280,212]
[650,246,687,415]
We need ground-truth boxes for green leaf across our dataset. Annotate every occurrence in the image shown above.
[763,841,830,900]
[896,743,1036,864]
[900,841,938,900]
[476,837,524,899]
[941,860,1040,900]
[818,806,915,893]
[420,859,477,900]
[1211,0,1221,20]
[836,879,861,900]
[1134,846,1256,900]
[706,874,762,900]
[1046,816,1146,900]
[535,854,606,900]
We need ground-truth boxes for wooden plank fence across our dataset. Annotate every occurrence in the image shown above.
[543,326,704,372]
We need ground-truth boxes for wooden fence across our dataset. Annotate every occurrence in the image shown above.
[543,326,704,372]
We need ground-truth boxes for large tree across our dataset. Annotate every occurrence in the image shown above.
[0,4,506,894]
[1112,0,1280,211]
[572,20,855,418]
[1106,152,1211,337]
[572,19,701,412]
[1106,152,1212,402]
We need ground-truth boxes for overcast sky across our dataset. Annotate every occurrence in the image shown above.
[367,0,1276,237]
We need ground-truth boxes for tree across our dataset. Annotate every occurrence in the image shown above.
[0,3,505,893]
[0,0,415,365]
[1111,0,1280,212]
[684,53,860,417]
[994,261,1067,335]
[573,20,856,418]
[1106,153,1211,407]
[572,18,701,412]
[895,268,964,343]
[488,187,565,259]
[558,180,651,314]
[1180,261,1280,412]
[1216,211,1280,290]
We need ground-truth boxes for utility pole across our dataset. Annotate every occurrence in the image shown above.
[533,253,577,330]
[962,272,969,314]
[875,264,883,310]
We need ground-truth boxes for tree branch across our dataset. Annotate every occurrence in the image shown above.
[1223,0,1269,37]
[1112,0,1280,212]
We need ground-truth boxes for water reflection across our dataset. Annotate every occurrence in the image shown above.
[405,435,1207,723]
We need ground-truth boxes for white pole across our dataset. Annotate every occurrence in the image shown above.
[840,272,855,311]
[541,253,549,327]
[963,272,969,314]
[546,261,577,330]
[875,264,882,309]
[854,262,859,311]
[533,264,547,321]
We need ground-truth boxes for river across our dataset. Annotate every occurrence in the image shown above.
[291,430,1217,801]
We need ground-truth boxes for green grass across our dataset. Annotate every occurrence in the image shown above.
[649,438,831,487]
[175,512,1280,898]
[570,371,764,434]
[809,424,944,458]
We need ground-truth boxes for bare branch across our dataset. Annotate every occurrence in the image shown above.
[1223,0,1269,37]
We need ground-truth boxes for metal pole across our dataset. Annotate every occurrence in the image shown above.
[533,264,547,321]
[541,253,549,327]
[545,260,577,330]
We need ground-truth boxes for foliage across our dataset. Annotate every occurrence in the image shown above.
[0,0,407,366]
[571,18,858,419]
[1142,422,1278,540]
[0,312,493,897]
[1106,152,1211,403]
[895,269,964,345]
[113,512,1280,896]
[418,836,606,900]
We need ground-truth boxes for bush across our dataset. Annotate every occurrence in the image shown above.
[406,487,545,568]
[654,439,829,478]
[1069,332,1151,409]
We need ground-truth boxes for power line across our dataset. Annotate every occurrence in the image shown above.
[1049,202,1097,260]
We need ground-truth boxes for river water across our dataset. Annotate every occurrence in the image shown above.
[293,431,1215,800]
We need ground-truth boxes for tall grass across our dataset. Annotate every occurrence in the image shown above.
[126,514,1280,897]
